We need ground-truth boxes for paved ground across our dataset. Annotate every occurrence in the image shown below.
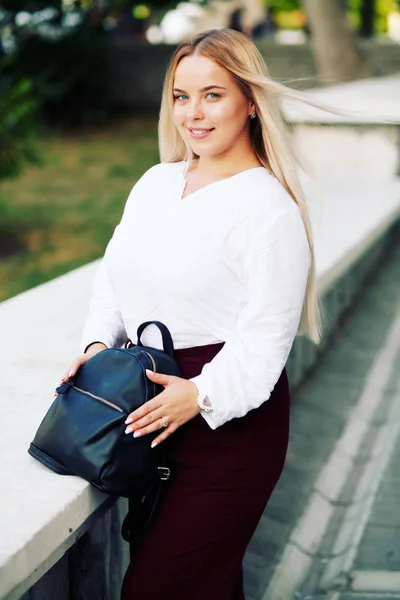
[243,241,400,600]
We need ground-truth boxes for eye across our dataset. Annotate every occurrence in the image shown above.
[173,94,188,101]
[207,92,220,100]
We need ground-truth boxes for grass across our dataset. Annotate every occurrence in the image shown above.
[0,116,159,302]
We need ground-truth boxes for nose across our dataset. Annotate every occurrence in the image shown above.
[185,98,204,120]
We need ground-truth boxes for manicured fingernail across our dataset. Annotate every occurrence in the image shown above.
[125,426,133,434]
[125,417,132,424]
[133,431,141,438]
[146,369,154,375]
[151,441,157,448]
[68,371,73,377]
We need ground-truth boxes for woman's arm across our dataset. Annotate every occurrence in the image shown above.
[190,204,311,429]
[79,164,162,353]
[80,258,127,354]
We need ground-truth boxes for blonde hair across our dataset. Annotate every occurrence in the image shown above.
[159,28,329,345]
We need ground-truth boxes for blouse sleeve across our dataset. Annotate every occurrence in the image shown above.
[190,204,311,429]
[79,163,160,354]
[80,257,127,353]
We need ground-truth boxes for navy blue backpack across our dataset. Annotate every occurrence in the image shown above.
[28,321,181,503]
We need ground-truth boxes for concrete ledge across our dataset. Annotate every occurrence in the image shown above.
[292,125,399,178]
[306,177,400,295]
[285,174,400,387]
[0,265,130,600]
[284,75,400,180]
[281,75,400,124]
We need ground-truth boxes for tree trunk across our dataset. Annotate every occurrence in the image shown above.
[360,0,375,37]
[302,0,371,85]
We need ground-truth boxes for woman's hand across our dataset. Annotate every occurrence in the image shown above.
[55,342,107,395]
[124,370,201,447]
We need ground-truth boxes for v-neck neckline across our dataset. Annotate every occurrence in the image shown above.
[179,161,266,201]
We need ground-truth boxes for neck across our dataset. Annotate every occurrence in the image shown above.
[191,139,261,177]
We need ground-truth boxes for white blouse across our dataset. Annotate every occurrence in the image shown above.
[80,160,311,429]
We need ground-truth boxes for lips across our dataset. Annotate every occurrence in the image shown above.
[188,127,215,139]
[189,128,213,133]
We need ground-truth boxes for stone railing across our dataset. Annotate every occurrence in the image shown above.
[281,74,400,385]
[1,76,399,600]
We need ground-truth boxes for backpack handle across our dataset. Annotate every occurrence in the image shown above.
[136,321,175,358]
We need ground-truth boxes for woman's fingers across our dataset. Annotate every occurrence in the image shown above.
[151,427,175,448]
[61,366,74,381]
[125,407,171,437]
[56,355,87,395]
[65,357,83,378]
[125,396,163,425]
[62,354,89,381]
[55,347,104,397]
[145,370,174,387]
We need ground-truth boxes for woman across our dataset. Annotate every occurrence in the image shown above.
[62,28,320,600]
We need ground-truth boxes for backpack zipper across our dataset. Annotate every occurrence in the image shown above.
[71,352,157,412]
[72,385,124,413]
[141,351,157,396]
[141,351,157,373]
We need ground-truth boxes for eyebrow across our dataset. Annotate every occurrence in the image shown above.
[173,85,227,93]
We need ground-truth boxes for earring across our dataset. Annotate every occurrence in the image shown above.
[250,112,256,119]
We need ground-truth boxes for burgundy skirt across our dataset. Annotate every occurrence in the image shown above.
[121,342,290,600]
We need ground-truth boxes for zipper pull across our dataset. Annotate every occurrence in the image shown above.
[55,380,73,394]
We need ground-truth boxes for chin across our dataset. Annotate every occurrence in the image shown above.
[190,145,217,157]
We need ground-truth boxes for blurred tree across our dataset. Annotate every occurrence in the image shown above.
[360,0,376,35]
[267,0,301,9]
[302,0,371,83]
[0,66,40,257]
[348,0,398,34]
[1,0,61,9]
[10,29,112,127]
[97,0,178,8]
[0,72,39,181]
[266,0,394,34]
[0,3,113,128]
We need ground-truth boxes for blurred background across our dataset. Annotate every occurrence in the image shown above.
[1,0,400,302]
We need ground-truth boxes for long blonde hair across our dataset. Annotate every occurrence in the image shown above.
[159,28,327,345]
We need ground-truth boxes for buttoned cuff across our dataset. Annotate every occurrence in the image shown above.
[190,375,223,430]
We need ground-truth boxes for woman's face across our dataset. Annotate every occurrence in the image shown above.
[172,55,254,160]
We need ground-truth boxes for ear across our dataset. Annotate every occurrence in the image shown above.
[248,101,256,118]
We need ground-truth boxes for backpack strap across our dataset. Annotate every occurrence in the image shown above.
[121,446,170,553]
[136,321,175,358]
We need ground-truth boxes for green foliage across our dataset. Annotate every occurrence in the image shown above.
[266,0,300,11]
[1,0,60,9]
[264,0,396,33]
[0,116,159,296]
[347,0,398,33]
[10,28,112,127]
[0,72,40,180]
[0,69,42,258]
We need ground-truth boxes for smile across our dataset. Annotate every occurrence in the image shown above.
[188,128,214,140]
